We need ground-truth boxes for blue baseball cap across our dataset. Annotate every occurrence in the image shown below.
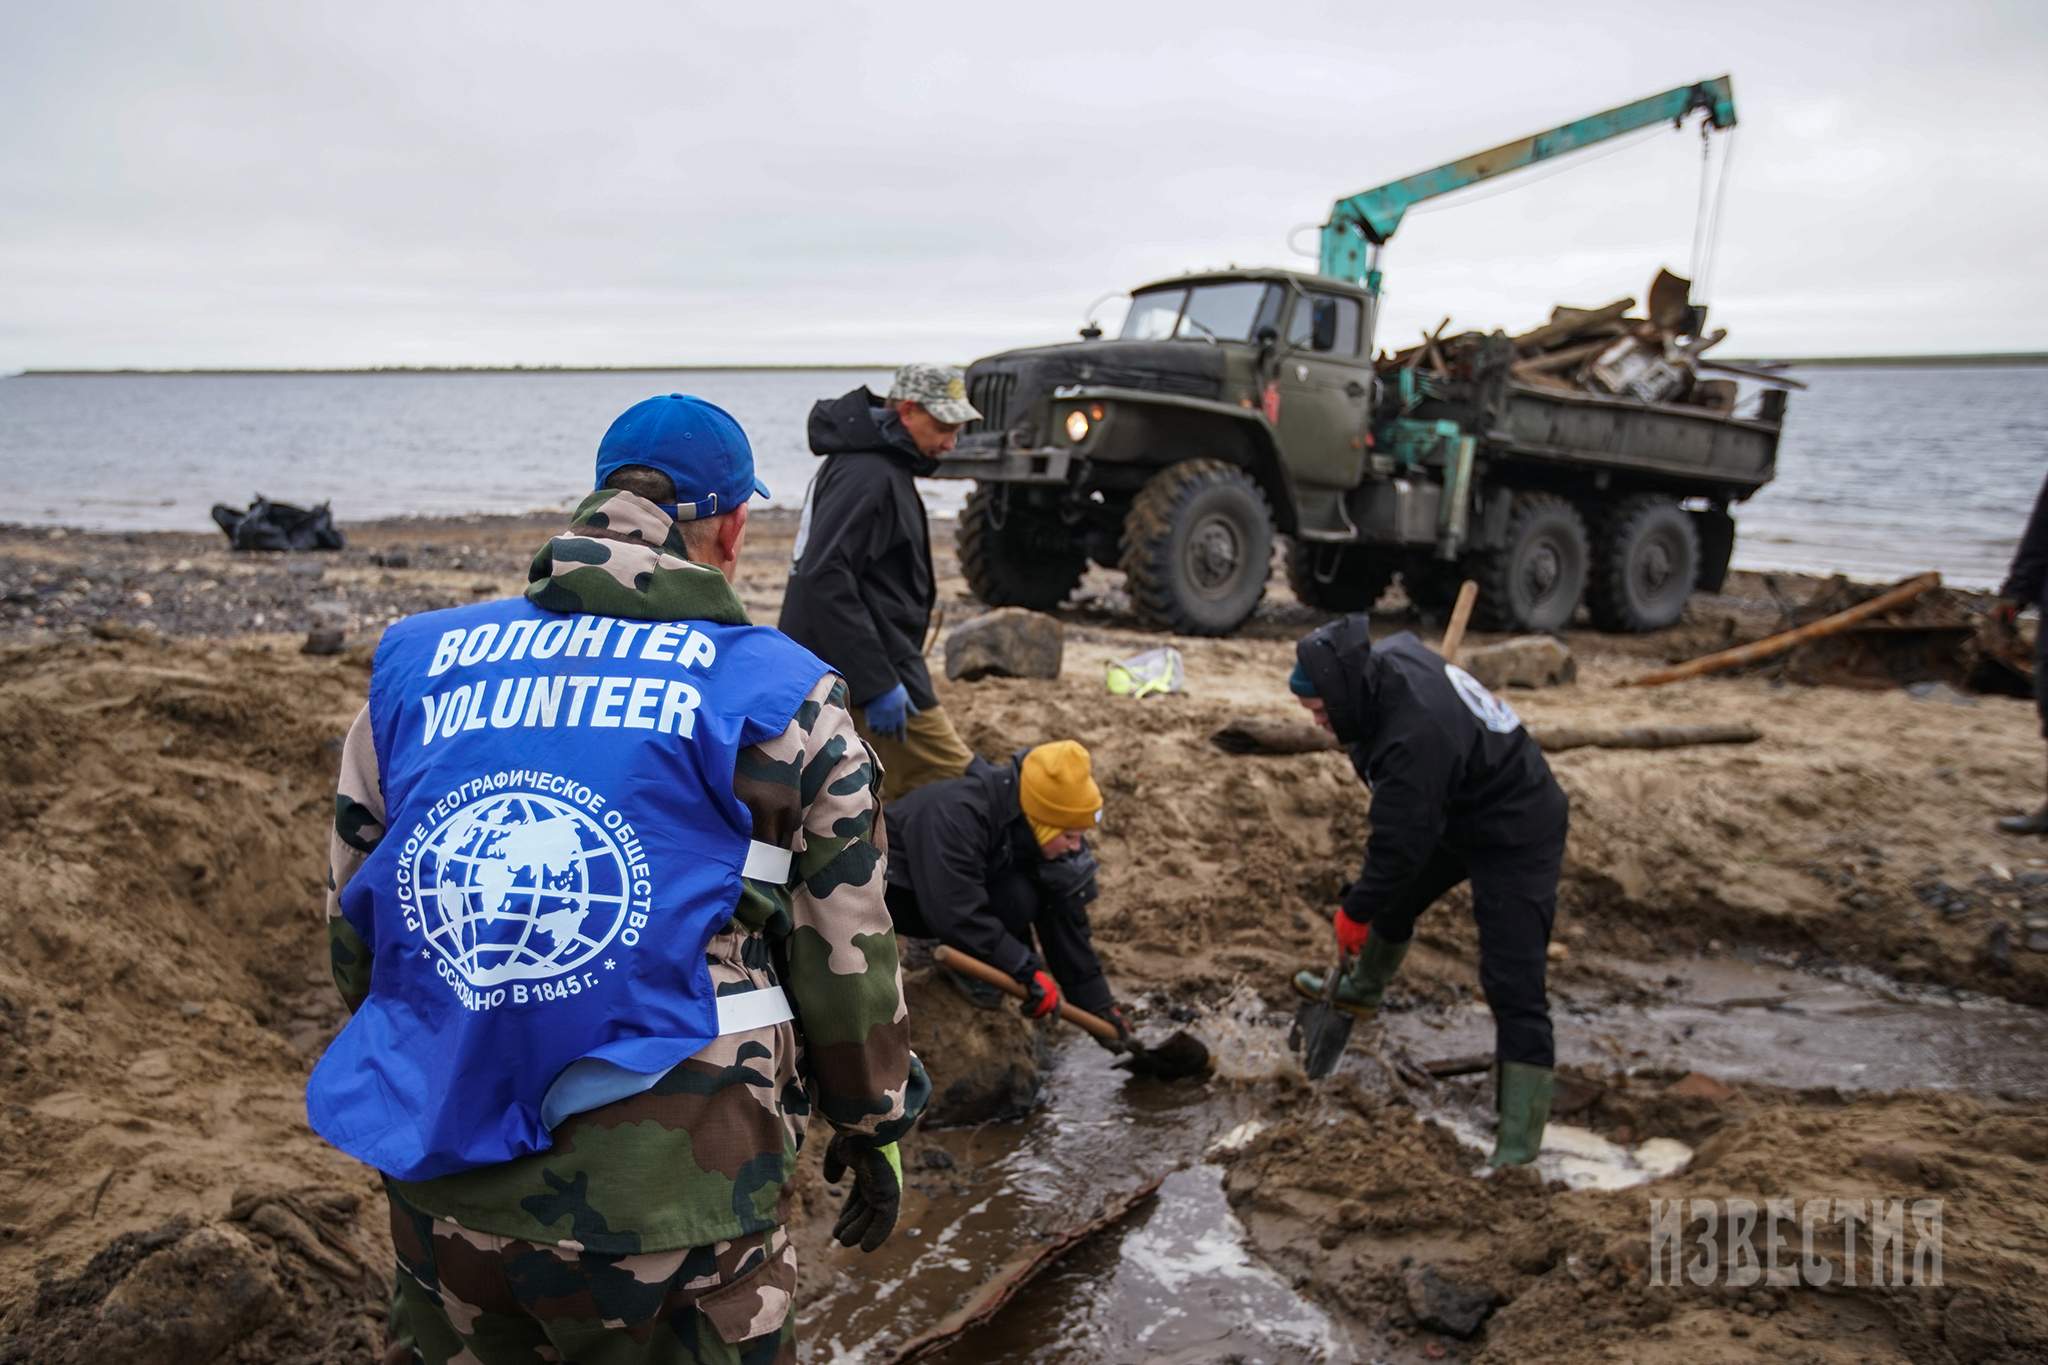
[594,394,770,520]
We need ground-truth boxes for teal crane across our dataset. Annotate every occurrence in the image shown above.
[1319,76,1738,303]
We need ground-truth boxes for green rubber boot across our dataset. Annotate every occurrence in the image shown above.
[1489,1061,1555,1167]
[1291,935,1411,1019]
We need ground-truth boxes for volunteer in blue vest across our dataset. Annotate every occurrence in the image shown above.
[307,394,928,1365]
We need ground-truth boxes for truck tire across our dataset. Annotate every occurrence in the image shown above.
[957,483,1088,611]
[1121,459,1274,635]
[1588,496,1700,632]
[1471,492,1589,633]
[1285,539,1398,613]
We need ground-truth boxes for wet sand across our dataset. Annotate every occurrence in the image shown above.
[2,510,2045,1362]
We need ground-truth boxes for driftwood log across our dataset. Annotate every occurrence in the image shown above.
[885,1175,1165,1363]
[1535,722,1760,752]
[1619,573,1942,688]
[1209,718,1762,757]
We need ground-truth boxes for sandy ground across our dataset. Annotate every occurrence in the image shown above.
[2,510,2045,1362]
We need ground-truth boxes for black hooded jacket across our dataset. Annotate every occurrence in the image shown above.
[1296,616,1568,925]
[777,387,940,710]
[882,755,1112,1011]
[2000,469,2048,609]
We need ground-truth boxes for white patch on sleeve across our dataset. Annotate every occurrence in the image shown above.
[1444,664,1522,734]
[790,477,819,565]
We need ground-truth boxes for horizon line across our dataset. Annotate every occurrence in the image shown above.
[11,350,2048,377]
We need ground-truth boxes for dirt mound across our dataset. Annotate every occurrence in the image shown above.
[1220,1076,2048,1363]
[0,1187,387,1365]
[901,960,1045,1126]
[0,636,380,1336]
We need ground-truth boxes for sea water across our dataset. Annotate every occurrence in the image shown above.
[1,364,2042,588]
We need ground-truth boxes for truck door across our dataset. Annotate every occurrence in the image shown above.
[1273,289,1372,491]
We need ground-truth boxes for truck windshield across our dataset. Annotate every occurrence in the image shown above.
[1120,283,1280,343]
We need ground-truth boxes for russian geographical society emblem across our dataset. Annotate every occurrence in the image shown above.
[402,781,631,1002]
[1444,664,1522,734]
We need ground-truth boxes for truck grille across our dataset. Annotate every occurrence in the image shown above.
[968,371,1015,434]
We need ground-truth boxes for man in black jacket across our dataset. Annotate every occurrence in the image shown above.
[1997,469,2048,834]
[883,740,1130,1046]
[1288,616,1569,1166]
[779,364,979,799]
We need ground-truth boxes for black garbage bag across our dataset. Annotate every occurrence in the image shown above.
[210,495,346,552]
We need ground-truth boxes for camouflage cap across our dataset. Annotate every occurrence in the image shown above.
[887,363,980,424]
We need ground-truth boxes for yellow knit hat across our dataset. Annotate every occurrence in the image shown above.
[1020,740,1102,843]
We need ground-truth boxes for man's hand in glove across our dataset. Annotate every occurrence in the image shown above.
[825,1136,903,1252]
[1019,969,1061,1019]
[1333,906,1372,957]
[1095,1002,1135,1053]
[862,683,916,742]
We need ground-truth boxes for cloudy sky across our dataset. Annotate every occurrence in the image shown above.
[4,1,2044,370]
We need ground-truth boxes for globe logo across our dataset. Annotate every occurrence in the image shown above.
[1445,664,1523,735]
[415,791,629,987]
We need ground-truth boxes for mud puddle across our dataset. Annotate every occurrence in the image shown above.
[799,1032,1364,1363]
[1384,951,2048,1098]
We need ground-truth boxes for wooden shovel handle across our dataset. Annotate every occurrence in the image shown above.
[931,945,1120,1043]
[1440,580,1479,664]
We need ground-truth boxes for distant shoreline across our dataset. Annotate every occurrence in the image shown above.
[12,352,2048,376]
[1720,352,2048,368]
[9,363,894,377]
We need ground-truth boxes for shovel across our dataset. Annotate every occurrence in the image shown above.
[1290,954,1356,1080]
[931,945,1212,1081]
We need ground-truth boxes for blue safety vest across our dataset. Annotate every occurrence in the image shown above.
[305,596,827,1181]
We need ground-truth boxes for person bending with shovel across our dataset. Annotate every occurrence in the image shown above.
[883,740,1134,1050]
[1288,615,1570,1166]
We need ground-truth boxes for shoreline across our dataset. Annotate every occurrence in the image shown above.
[0,507,2006,596]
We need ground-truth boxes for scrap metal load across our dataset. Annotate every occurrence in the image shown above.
[1387,268,1800,414]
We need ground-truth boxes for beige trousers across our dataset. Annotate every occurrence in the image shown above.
[853,703,974,801]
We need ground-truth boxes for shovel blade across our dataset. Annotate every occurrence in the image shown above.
[1114,1028,1214,1081]
[1292,999,1355,1079]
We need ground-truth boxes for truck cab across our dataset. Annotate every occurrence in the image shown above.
[938,268,1379,633]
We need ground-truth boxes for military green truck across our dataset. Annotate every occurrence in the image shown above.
[930,77,1785,636]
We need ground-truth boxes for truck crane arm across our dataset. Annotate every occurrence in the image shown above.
[1319,77,1737,289]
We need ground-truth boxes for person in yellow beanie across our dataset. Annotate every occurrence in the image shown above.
[882,741,1131,1045]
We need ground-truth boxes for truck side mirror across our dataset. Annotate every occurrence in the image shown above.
[1310,299,1338,352]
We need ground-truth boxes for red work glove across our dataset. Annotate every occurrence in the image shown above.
[1019,969,1061,1019]
[1994,598,2022,627]
[1333,907,1372,957]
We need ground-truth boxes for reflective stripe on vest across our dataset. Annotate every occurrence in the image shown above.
[305,597,827,1181]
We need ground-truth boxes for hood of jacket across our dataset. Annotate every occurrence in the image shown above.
[807,386,937,476]
[525,489,749,625]
[1294,614,1379,748]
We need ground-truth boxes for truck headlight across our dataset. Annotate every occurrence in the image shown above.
[1064,410,1091,443]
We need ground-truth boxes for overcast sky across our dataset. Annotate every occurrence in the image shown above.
[5,1,2045,370]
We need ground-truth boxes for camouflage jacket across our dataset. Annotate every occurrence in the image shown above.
[326,490,928,1254]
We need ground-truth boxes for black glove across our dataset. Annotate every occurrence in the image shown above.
[824,1134,902,1253]
[1095,1002,1135,1054]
